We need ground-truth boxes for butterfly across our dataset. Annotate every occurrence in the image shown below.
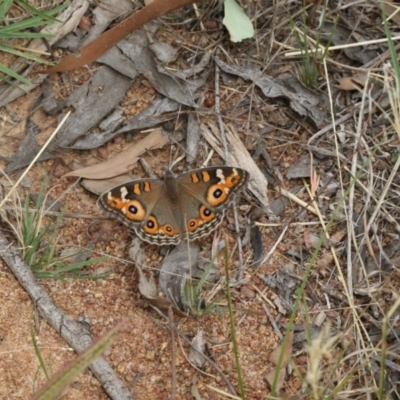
[98,166,249,245]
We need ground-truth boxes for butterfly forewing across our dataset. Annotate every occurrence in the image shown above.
[99,178,164,228]
[178,167,249,210]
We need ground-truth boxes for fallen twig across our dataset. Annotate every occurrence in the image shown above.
[0,232,134,400]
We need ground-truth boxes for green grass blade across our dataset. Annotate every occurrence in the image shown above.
[23,195,36,254]
[0,0,13,20]
[0,31,54,39]
[32,325,119,400]
[0,17,50,33]
[35,257,109,280]
[0,63,30,84]
[48,257,109,274]
[194,253,219,298]
[16,0,62,23]
[31,325,49,380]
[381,2,400,96]
[61,257,109,271]
[0,3,67,34]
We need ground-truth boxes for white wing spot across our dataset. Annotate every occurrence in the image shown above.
[216,168,226,183]
[120,186,129,202]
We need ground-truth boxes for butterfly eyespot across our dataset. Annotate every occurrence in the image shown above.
[123,200,146,221]
[160,224,178,236]
[213,188,223,198]
[203,208,212,216]
[187,218,201,232]
[143,215,159,234]
[129,205,138,214]
[199,205,215,222]
[207,184,228,206]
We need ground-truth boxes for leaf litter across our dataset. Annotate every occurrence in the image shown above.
[1,1,400,399]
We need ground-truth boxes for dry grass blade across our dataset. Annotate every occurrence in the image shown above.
[0,112,70,210]
[285,34,400,57]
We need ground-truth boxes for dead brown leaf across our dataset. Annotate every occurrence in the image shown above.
[315,252,334,269]
[63,129,168,179]
[327,230,347,247]
[336,74,370,91]
[304,230,320,250]
[269,331,293,366]
[265,331,293,391]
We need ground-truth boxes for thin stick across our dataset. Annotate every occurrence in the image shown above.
[0,112,70,210]
[214,58,245,281]
[258,226,288,267]
[214,58,229,163]
[347,73,370,296]
[1,206,104,220]
[285,35,400,57]
[256,221,321,227]
[274,186,319,216]
[168,306,177,400]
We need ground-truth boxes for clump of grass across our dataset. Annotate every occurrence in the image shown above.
[21,177,107,279]
[0,0,67,84]
[288,3,335,88]
[0,173,106,279]
[183,252,223,316]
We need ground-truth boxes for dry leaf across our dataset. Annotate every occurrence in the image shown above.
[265,331,293,391]
[315,252,334,269]
[63,129,168,179]
[147,297,188,317]
[189,330,207,368]
[304,230,320,250]
[327,230,347,246]
[337,74,370,91]
[78,15,92,31]
[269,331,293,366]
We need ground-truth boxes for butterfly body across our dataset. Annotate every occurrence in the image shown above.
[98,166,249,245]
